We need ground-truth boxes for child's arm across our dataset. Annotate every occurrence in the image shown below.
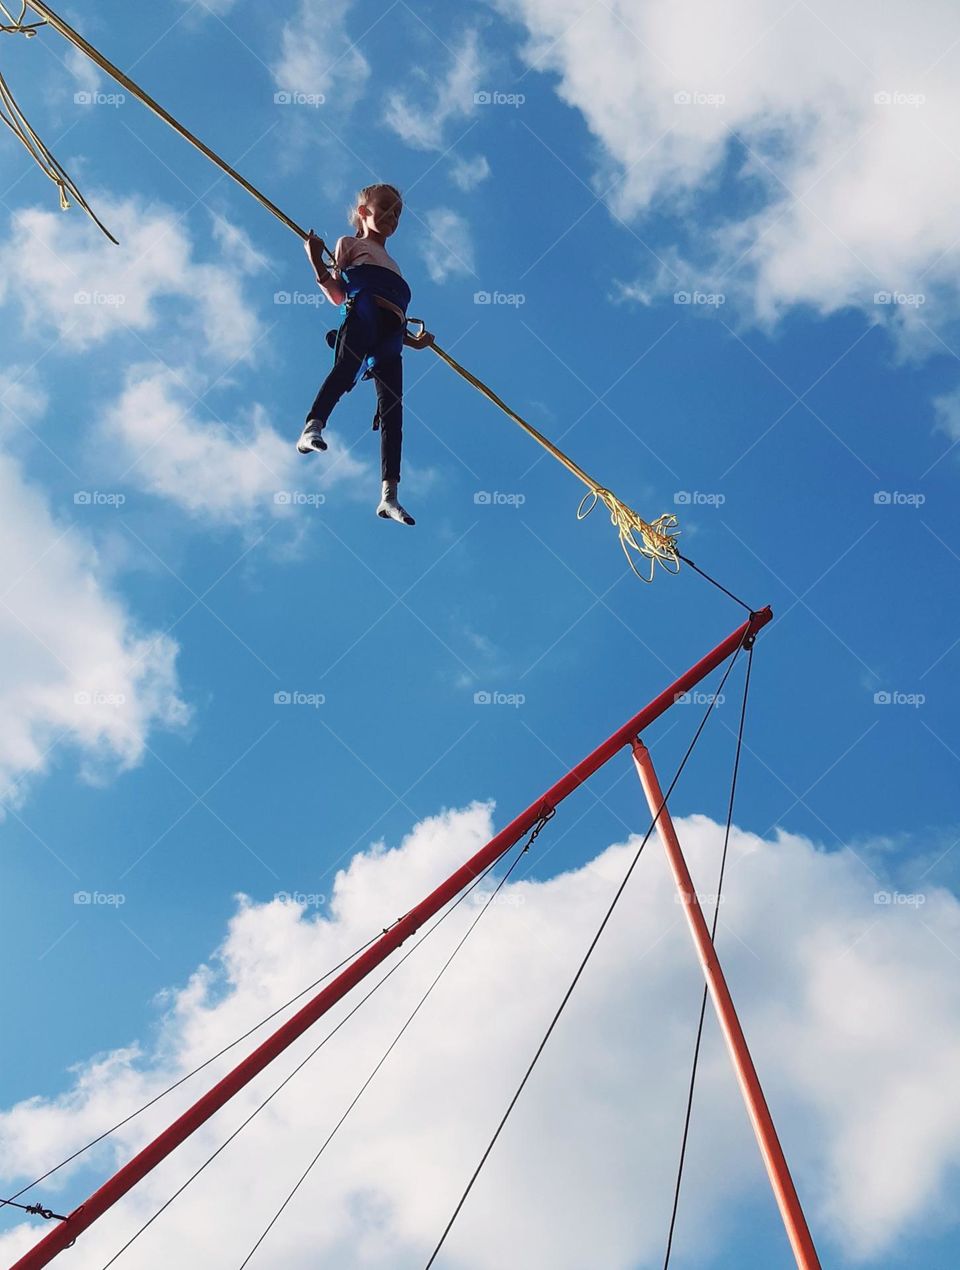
[304,230,346,305]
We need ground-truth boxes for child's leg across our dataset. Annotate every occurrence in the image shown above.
[373,354,403,483]
[305,303,374,427]
[372,352,413,523]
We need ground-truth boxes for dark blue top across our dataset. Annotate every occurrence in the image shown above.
[339,263,411,315]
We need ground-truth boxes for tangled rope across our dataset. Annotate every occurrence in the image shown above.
[0,2,43,35]
[0,4,118,241]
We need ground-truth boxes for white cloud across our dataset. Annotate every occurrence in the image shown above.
[419,207,477,283]
[450,153,491,191]
[933,387,960,441]
[64,46,101,98]
[384,30,483,151]
[493,0,960,338]
[0,365,49,436]
[210,213,271,276]
[0,197,264,363]
[98,364,371,525]
[0,448,187,807]
[271,0,370,113]
[2,805,959,1265]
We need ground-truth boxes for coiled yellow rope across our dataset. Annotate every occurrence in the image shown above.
[427,340,680,581]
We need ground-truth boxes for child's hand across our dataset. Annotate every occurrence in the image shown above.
[304,230,330,279]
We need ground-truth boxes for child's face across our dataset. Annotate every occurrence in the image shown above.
[359,190,402,239]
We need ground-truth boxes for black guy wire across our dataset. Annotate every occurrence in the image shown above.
[424,646,744,1269]
[2,923,401,1216]
[678,552,754,613]
[662,642,754,1269]
[239,812,555,1268]
[102,841,535,1269]
[0,1197,66,1221]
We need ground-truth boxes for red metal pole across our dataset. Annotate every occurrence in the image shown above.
[14,608,771,1268]
[631,739,820,1270]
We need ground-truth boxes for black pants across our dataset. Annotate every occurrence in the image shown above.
[307,302,404,484]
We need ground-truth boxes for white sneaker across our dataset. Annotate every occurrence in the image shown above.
[377,480,415,525]
[297,422,327,454]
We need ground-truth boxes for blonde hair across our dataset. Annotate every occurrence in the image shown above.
[350,183,403,236]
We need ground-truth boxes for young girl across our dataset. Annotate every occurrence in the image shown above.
[298,183,431,526]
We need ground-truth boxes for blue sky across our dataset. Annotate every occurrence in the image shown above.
[1,1,959,1267]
